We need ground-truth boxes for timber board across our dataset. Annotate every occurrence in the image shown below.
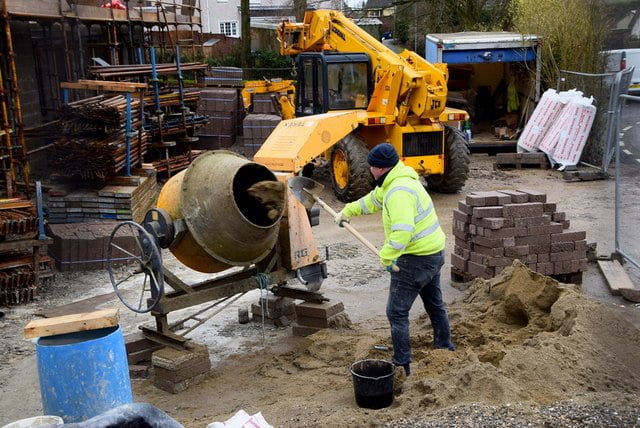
[598,259,636,295]
[24,308,119,339]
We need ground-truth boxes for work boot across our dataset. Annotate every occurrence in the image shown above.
[393,361,411,376]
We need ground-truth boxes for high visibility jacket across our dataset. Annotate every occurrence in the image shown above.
[342,161,445,263]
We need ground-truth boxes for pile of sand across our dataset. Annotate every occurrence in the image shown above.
[139,261,640,427]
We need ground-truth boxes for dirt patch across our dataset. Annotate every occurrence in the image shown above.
[131,261,640,427]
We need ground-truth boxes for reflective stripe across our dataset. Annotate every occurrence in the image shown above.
[359,198,370,214]
[389,240,406,250]
[415,201,433,223]
[384,186,432,224]
[371,194,383,209]
[391,223,415,232]
[410,220,441,242]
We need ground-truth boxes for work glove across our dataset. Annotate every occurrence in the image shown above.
[382,259,398,272]
[335,211,350,228]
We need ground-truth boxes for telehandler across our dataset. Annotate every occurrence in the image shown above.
[254,9,471,202]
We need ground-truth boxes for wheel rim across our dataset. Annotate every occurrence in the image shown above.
[332,149,349,190]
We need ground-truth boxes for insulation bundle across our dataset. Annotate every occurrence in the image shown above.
[517,89,567,152]
[538,95,596,168]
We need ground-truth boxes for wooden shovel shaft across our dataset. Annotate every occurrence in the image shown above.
[310,194,400,272]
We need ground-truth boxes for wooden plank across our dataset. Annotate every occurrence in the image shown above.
[36,293,116,319]
[61,80,147,93]
[24,308,119,339]
[597,259,636,295]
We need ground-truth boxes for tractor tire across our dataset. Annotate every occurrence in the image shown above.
[426,125,470,193]
[330,135,374,202]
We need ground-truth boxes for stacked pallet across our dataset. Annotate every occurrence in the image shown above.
[195,88,244,148]
[47,221,138,272]
[47,171,157,224]
[0,200,54,305]
[451,189,587,282]
[242,114,281,152]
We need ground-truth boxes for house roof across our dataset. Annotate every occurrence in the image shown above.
[364,0,394,9]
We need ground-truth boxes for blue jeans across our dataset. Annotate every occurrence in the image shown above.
[386,251,454,365]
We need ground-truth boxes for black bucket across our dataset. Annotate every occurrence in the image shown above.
[350,359,395,409]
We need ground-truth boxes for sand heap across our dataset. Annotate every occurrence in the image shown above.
[145,261,640,427]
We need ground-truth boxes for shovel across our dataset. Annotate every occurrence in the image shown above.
[288,176,399,272]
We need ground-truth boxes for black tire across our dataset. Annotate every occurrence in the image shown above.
[426,125,470,193]
[330,134,374,202]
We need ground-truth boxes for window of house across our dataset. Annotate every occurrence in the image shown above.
[219,21,239,37]
[367,9,382,17]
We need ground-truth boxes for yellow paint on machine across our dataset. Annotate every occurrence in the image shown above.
[253,110,365,172]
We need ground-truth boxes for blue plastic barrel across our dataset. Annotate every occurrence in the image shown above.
[36,325,133,423]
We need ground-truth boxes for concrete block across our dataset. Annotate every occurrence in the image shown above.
[295,301,344,318]
[472,206,504,218]
[551,231,586,242]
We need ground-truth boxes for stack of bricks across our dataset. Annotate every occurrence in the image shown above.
[242,114,281,154]
[152,343,211,394]
[251,93,280,114]
[47,222,137,271]
[451,189,587,281]
[292,301,346,337]
[495,152,549,169]
[251,295,297,327]
[201,66,243,87]
[195,88,244,149]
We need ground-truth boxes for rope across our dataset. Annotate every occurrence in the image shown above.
[255,272,271,348]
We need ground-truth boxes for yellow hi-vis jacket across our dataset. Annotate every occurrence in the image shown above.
[341,161,445,265]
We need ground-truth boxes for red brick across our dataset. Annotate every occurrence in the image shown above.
[295,301,344,318]
[457,201,473,215]
[467,260,495,278]
[551,231,586,242]
[503,202,544,218]
[472,206,504,218]
[472,217,507,229]
[451,253,468,271]
[453,209,471,223]
[517,189,547,203]
[497,189,529,203]
[504,245,530,257]
[515,235,551,246]
[513,216,551,227]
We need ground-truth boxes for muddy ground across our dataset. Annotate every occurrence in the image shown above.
[1,153,639,427]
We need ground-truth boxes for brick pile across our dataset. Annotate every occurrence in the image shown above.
[242,114,281,153]
[201,66,243,87]
[292,301,346,337]
[251,93,280,114]
[451,189,587,281]
[195,88,244,149]
[46,171,156,224]
[251,295,296,327]
[47,221,137,271]
[152,343,211,394]
[495,152,549,169]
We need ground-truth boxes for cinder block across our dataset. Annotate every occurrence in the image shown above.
[295,301,344,319]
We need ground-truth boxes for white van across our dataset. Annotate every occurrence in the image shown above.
[602,48,640,94]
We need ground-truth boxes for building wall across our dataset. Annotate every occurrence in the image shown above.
[12,22,41,129]
[201,0,242,36]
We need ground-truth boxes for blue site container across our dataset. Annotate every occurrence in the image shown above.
[36,325,133,423]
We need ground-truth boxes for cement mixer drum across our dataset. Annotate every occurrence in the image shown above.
[156,150,283,273]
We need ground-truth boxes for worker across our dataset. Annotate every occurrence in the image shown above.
[336,143,455,376]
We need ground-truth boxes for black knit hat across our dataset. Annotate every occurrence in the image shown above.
[367,143,399,168]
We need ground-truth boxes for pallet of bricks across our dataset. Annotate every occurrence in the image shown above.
[451,189,587,283]
[242,114,281,155]
[47,220,139,272]
[46,169,157,224]
[0,200,54,305]
[195,86,244,149]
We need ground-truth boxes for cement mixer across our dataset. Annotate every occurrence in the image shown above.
[106,150,327,346]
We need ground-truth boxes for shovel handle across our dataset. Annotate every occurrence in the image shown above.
[312,197,399,272]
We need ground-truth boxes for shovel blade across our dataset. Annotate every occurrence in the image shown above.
[288,176,325,210]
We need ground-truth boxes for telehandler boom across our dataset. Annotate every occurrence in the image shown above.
[253,9,470,201]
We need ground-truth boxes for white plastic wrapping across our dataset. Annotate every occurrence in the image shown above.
[517,89,566,152]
